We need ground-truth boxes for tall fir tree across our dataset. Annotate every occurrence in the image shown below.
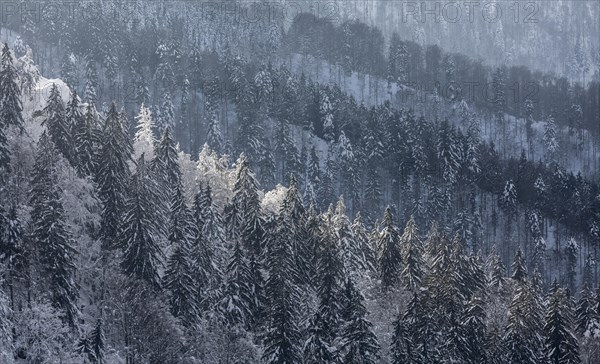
[262,199,303,364]
[504,280,545,363]
[511,247,528,283]
[338,278,380,363]
[350,213,377,273]
[73,103,99,177]
[96,103,132,252]
[0,43,24,131]
[84,53,98,105]
[378,207,403,290]
[486,245,506,290]
[162,185,199,326]
[42,84,72,162]
[29,132,79,325]
[219,241,254,329]
[400,216,425,291]
[545,280,581,364]
[304,207,343,363]
[117,155,164,289]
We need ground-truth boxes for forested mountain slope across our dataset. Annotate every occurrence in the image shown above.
[1,1,600,363]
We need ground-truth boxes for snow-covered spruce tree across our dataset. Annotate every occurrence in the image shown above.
[260,140,277,190]
[235,109,263,164]
[205,106,223,154]
[511,247,528,283]
[350,212,377,274]
[152,127,181,222]
[162,185,199,326]
[304,207,343,363]
[226,153,261,243]
[337,278,380,363]
[486,245,506,290]
[565,237,578,295]
[575,283,596,337]
[262,198,303,364]
[0,43,24,132]
[159,92,175,133]
[96,102,131,252]
[42,84,72,163]
[400,215,425,291]
[274,120,300,185]
[77,317,106,364]
[29,132,79,326]
[437,119,460,186]
[192,182,225,310]
[321,93,335,142]
[378,207,402,290]
[133,103,156,161]
[73,103,99,177]
[545,280,581,364]
[65,89,85,165]
[0,120,9,177]
[307,146,321,188]
[337,132,360,213]
[90,318,106,364]
[84,52,98,105]
[333,196,360,276]
[219,241,254,329]
[231,160,267,323]
[117,154,164,289]
[503,280,545,363]
[281,176,310,283]
[60,53,77,89]
[391,292,427,363]
[543,114,559,161]
[461,295,488,363]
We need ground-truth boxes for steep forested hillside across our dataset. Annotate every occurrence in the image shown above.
[1,1,600,363]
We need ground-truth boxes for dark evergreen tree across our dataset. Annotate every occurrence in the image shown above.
[162,186,199,326]
[462,296,488,364]
[191,182,225,311]
[90,318,106,364]
[304,207,343,362]
[219,241,254,329]
[504,280,545,363]
[226,153,261,243]
[60,52,77,89]
[96,103,131,252]
[511,247,528,283]
[117,155,164,289]
[575,283,596,337]
[29,132,79,325]
[0,43,24,131]
[545,281,581,364]
[0,120,9,176]
[153,126,181,190]
[350,213,377,273]
[42,84,72,162]
[73,103,99,177]
[391,293,424,364]
[338,278,380,364]
[281,176,310,283]
[487,245,506,290]
[565,238,578,295]
[84,53,98,104]
[378,207,402,290]
[262,202,302,364]
[400,216,425,291]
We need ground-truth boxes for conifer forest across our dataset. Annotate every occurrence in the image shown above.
[2,1,600,363]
